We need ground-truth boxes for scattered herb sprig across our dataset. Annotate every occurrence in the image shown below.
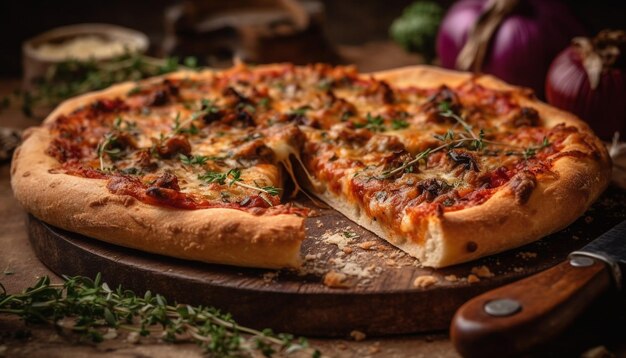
[180,154,209,166]
[377,101,551,179]
[0,274,317,357]
[96,133,121,171]
[355,113,386,132]
[198,168,282,205]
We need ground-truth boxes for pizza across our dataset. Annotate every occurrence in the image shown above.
[11,63,611,269]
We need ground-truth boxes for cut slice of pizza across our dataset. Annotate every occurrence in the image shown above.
[267,65,611,267]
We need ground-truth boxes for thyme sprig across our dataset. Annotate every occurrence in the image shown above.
[354,113,386,132]
[0,274,317,357]
[198,169,282,203]
[96,117,138,171]
[96,133,121,171]
[376,102,551,179]
[179,154,209,166]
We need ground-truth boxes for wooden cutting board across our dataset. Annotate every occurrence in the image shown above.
[27,186,626,337]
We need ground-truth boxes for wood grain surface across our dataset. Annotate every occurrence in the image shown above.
[27,186,626,337]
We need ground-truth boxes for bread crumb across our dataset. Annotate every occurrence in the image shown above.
[385,259,396,266]
[467,274,480,283]
[262,272,278,283]
[444,274,458,282]
[350,330,367,341]
[358,241,378,250]
[304,254,317,261]
[323,231,357,250]
[518,251,537,260]
[513,267,524,273]
[342,262,372,278]
[413,275,438,288]
[368,342,381,354]
[343,246,354,254]
[323,271,351,288]
[471,265,494,278]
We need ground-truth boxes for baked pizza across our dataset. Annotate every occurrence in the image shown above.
[11,63,611,269]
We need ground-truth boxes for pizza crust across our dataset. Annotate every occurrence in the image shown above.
[11,64,611,269]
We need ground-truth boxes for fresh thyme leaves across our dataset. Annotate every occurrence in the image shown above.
[0,274,317,357]
[172,112,199,135]
[378,147,434,179]
[261,186,281,196]
[198,169,282,203]
[113,116,138,133]
[198,170,234,186]
[2,54,198,118]
[438,100,480,142]
[289,105,312,117]
[197,99,220,119]
[391,118,409,130]
[376,103,552,179]
[179,154,209,166]
[355,113,386,132]
[96,133,122,171]
[257,97,270,109]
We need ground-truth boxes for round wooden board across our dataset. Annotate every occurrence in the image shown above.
[27,187,626,337]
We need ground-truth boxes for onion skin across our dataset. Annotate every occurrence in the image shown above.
[436,0,585,98]
[546,47,626,141]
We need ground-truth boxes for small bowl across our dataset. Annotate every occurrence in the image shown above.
[22,23,149,88]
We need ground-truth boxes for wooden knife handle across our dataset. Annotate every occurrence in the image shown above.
[450,257,612,357]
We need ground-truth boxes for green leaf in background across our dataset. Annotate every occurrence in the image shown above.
[390,1,444,62]
[1,54,199,118]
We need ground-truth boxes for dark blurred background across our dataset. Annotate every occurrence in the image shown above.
[1,0,624,76]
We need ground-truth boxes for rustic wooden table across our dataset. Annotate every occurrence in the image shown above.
[1,59,625,357]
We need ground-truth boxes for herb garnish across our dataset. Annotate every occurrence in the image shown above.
[377,102,551,179]
[355,113,386,132]
[391,118,409,130]
[179,154,209,166]
[289,105,312,117]
[172,112,199,135]
[0,274,317,357]
[198,169,282,205]
[96,133,122,171]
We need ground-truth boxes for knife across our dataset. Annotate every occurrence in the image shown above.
[450,220,626,357]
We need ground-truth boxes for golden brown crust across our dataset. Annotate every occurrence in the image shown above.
[11,64,611,269]
[11,74,305,269]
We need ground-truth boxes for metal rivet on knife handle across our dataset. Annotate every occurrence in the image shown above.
[569,256,595,267]
[483,298,521,317]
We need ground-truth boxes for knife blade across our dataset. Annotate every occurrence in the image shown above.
[450,220,626,358]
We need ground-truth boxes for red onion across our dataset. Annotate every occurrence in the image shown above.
[436,0,584,97]
[546,30,626,140]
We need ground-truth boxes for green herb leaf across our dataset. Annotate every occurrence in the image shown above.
[179,154,209,166]
[391,118,409,130]
[355,113,386,132]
